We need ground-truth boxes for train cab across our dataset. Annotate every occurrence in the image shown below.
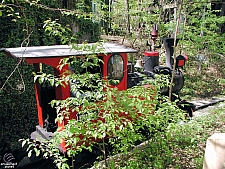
[0,43,138,147]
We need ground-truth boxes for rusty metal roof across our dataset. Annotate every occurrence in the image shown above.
[0,42,137,59]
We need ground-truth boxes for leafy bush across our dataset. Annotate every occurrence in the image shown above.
[104,102,225,169]
[19,46,187,169]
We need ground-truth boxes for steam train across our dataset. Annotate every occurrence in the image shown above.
[0,31,194,153]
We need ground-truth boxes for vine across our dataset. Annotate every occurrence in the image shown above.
[0,0,100,150]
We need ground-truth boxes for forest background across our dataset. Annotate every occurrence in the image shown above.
[0,0,225,168]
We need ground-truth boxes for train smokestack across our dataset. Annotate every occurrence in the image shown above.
[162,38,179,69]
[144,51,159,72]
[144,24,159,72]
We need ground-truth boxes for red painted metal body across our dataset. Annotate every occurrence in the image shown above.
[0,43,137,151]
[27,53,129,129]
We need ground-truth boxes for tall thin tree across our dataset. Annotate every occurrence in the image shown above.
[124,0,131,34]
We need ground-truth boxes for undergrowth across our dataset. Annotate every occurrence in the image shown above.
[180,54,225,99]
[101,102,225,169]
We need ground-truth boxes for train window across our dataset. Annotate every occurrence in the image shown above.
[108,54,124,85]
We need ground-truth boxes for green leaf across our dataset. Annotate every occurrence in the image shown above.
[49,78,54,86]
[38,76,44,84]
[62,163,70,169]
[84,100,89,107]
[34,75,39,82]
[34,148,40,156]
[28,150,32,157]
[93,132,98,139]
[21,140,27,147]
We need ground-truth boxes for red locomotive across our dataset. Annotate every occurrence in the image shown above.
[0,28,193,153]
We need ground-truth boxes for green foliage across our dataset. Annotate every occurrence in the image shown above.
[181,52,225,99]
[0,54,37,149]
[0,0,62,47]
[1,0,225,168]
[104,0,225,97]
[74,16,101,43]
[0,0,101,150]
[0,0,64,149]
[104,0,225,57]
[22,44,187,168]
[21,1,225,167]
[110,102,225,169]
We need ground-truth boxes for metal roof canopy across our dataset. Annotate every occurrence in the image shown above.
[0,42,137,59]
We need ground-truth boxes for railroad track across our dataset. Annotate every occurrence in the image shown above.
[190,96,225,111]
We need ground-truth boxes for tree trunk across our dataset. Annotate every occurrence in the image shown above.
[124,0,131,34]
